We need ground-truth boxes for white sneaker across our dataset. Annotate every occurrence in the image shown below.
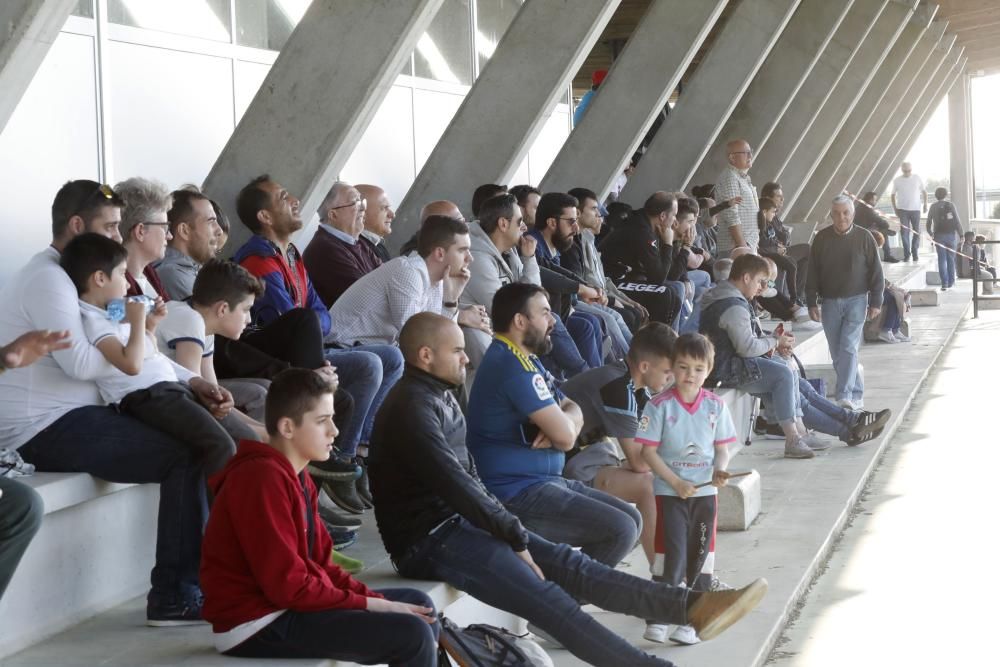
[793,306,810,322]
[893,330,911,342]
[669,624,701,646]
[643,623,669,643]
[876,330,898,344]
[794,319,823,331]
[709,577,735,591]
[802,430,831,451]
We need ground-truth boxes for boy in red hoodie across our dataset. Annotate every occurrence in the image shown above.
[200,368,439,665]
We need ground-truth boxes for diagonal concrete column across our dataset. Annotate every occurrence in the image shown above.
[871,53,965,196]
[948,72,974,223]
[620,0,803,200]
[391,0,620,249]
[815,19,946,210]
[787,2,935,224]
[539,0,727,199]
[203,0,444,252]
[0,0,76,134]
[748,0,891,188]
[688,0,857,189]
[851,31,955,193]
[776,0,919,216]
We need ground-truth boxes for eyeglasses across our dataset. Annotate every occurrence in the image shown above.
[331,198,367,212]
[731,150,753,157]
[141,222,171,228]
[559,217,579,225]
[756,278,771,287]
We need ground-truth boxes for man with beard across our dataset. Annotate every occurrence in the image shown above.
[467,284,641,569]
[525,192,604,370]
[374,307,768,667]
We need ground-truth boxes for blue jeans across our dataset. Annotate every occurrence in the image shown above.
[738,357,802,423]
[503,478,641,567]
[935,232,958,287]
[324,344,403,455]
[565,311,603,369]
[542,315,589,380]
[821,294,868,403]
[897,209,921,259]
[0,477,44,600]
[798,377,858,442]
[18,406,208,603]
[395,517,688,667]
[680,271,713,334]
[575,301,632,360]
[882,288,901,332]
[225,588,439,665]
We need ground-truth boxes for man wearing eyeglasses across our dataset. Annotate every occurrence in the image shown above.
[714,139,758,256]
[304,181,383,308]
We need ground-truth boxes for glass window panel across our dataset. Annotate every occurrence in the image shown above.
[414,0,472,85]
[108,0,231,42]
[72,0,94,18]
[236,0,309,51]
[474,0,521,72]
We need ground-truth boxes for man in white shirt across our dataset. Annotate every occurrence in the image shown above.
[0,180,233,626]
[714,139,756,255]
[328,215,481,347]
[890,161,927,262]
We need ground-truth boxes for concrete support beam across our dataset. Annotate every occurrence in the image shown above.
[848,29,955,194]
[621,0,803,200]
[788,2,934,225]
[392,0,620,248]
[749,0,891,189]
[948,73,974,223]
[539,0,727,199]
[0,0,76,134]
[776,0,918,216]
[872,53,965,195]
[688,0,857,188]
[203,0,443,252]
[817,20,946,210]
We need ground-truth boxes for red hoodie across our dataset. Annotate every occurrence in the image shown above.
[200,440,382,632]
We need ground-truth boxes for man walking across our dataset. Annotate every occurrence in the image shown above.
[890,162,927,262]
[807,196,884,410]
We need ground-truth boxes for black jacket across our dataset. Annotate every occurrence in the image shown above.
[369,366,529,561]
[599,211,673,284]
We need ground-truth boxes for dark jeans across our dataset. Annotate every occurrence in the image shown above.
[565,311,603,369]
[119,381,236,476]
[225,588,439,666]
[540,314,589,380]
[616,280,682,331]
[0,477,44,600]
[504,478,640,567]
[242,307,327,369]
[760,249,801,305]
[396,517,689,667]
[897,209,921,259]
[19,406,208,602]
[324,344,404,455]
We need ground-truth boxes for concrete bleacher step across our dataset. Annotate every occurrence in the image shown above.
[3,513,518,667]
[0,474,158,658]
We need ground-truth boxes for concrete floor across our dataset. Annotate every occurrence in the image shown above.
[767,307,1000,667]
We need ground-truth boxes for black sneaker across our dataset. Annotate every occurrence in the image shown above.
[308,458,362,481]
[146,593,205,627]
[883,255,900,263]
[355,457,373,509]
[320,477,366,514]
[753,416,784,440]
[319,503,363,529]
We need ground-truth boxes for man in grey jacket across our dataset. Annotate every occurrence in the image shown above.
[462,193,591,385]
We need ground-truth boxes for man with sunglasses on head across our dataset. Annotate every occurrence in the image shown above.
[0,180,232,624]
[304,181,383,308]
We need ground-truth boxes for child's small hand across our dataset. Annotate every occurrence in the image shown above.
[672,480,697,499]
[146,297,167,331]
[125,299,147,327]
[712,470,731,488]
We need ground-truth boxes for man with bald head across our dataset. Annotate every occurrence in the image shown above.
[356,184,394,263]
[714,139,758,256]
[421,200,465,223]
[370,309,768,667]
[304,181,383,307]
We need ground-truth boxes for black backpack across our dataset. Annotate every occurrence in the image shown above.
[437,615,551,667]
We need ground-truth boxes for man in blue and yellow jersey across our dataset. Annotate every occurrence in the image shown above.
[467,283,641,568]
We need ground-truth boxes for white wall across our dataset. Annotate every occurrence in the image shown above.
[0,13,571,284]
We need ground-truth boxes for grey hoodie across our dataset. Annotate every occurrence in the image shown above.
[462,221,541,309]
[699,281,777,359]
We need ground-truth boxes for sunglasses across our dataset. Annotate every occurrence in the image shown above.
[73,183,116,218]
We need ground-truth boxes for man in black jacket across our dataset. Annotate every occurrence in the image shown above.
[369,312,767,667]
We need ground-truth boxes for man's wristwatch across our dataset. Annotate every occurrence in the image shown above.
[443,301,458,309]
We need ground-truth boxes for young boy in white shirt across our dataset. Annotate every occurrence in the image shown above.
[637,333,736,646]
[60,233,236,475]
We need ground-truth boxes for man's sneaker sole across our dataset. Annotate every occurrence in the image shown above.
[307,464,361,482]
[692,578,768,641]
[146,618,207,627]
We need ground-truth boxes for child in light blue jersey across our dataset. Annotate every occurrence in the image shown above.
[637,333,736,646]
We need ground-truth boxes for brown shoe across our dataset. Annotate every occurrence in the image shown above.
[688,578,768,641]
